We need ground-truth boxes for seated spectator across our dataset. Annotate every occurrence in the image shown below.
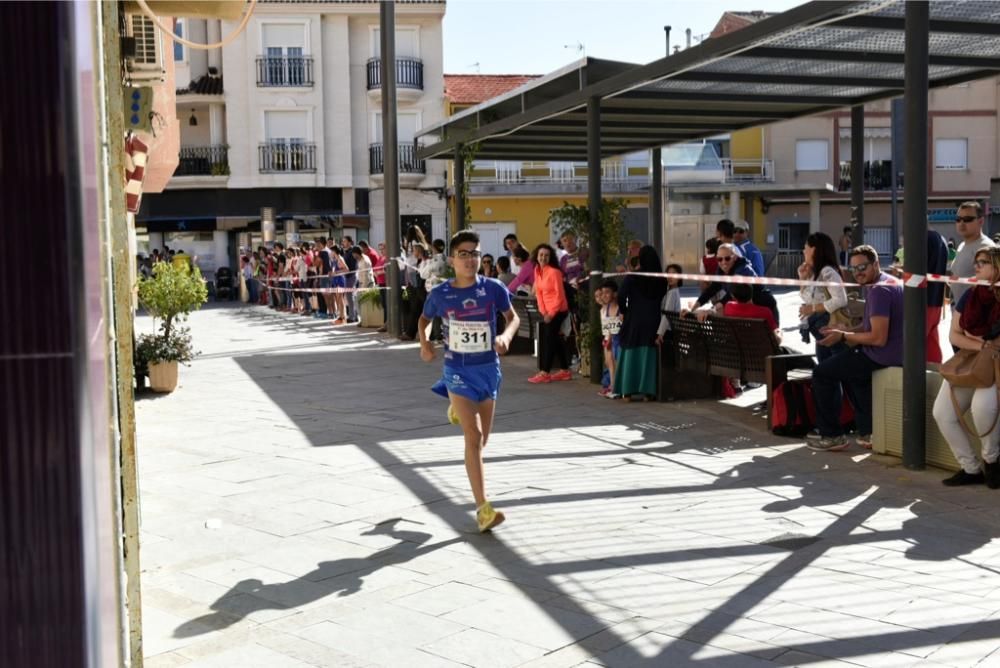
[934,247,1000,487]
[808,245,904,452]
[507,246,535,295]
[798,232,849,362]
[723,283,778,334]
[496,256,516,285]
[688,243,779,326]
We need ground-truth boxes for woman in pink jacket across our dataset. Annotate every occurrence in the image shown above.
[529,243,572,383]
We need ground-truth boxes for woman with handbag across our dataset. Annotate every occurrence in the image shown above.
[933,247,1000,487]
[798,232,850,362]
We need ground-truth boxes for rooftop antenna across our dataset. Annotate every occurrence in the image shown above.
[563,42,585,57]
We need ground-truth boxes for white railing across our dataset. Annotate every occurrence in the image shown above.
[469,160,651,185]
[721,158,774,183]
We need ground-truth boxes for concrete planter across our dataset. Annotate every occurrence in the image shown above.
[359,299,384,328]
[148,361,179,393]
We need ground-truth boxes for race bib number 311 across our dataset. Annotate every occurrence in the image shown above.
[449,319,491,353]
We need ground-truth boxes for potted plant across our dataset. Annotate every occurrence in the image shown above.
[137,262,208,392]
[357,288,384,328]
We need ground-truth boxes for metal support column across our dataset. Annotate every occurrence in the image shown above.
[454,144,466,232]
[851,104,865,246]
[902,1,929,469]
[651,148,663,259]
[380,0,401,336]
[587,97,603,384]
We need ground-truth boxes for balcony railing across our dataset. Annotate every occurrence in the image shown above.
[256,55,314,87]
[469,160,650,186]
[369,143,425,175]
[366,57,424,91]
[174,145,229,177]
[838,160,902,191]
[258,141,316,173]
[721,158,774,183]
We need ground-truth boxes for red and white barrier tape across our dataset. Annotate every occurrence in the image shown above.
[594,269,998,290]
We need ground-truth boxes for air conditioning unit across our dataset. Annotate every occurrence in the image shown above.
[125,13,166,85]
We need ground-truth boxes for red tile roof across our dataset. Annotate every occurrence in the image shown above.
[444,74,541,106]
[709,11,778,39]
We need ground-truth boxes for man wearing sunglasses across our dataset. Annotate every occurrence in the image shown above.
[808,245,904,452]
[950,201,995,308]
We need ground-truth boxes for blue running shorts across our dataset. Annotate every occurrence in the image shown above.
[431,361,502,403]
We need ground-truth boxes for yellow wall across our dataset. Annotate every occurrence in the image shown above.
[465,194,648,250]
[730,127,763,161]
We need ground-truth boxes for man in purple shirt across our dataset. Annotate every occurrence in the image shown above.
[558,232,589,287]
[808,245,904,452]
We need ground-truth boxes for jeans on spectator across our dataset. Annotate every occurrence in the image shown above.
[345,275,357,321]
[812,346,885,437]
[806,312,848,363]
[539,311,569,373]
[247,277,258,304]
[932,380,1000,474]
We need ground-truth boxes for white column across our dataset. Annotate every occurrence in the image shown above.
[212,230,229,272]
[728,190,741,222]
[209,103,224,146]
[207,20,222,72]
[809,191,822,234]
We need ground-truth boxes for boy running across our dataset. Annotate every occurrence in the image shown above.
[418,231,520,532]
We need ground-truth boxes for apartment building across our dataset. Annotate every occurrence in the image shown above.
[445,74,658,258]
[137,0,447,271]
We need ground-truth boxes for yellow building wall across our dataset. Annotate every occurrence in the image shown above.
[730,127,763,161]
[465,194,648,251]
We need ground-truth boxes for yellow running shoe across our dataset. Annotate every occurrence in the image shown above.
[447,403,460,425]
[476,501,505,533]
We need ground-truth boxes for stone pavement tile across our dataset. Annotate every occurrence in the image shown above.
[144,651,191,667]
[421,628,549,668]
[177,642,314,667]
[253,626,376,668]
[141,605,234,657]
[452,575,563,604]
[394,581,499,617]
[590,630,776,667]
[570,568,716,620]
[294,620,467,667]
[440,595,611,651]
[769,649,859,666]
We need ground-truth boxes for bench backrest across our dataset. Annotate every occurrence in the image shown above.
[664,312,780,382]
[511,296,539,338]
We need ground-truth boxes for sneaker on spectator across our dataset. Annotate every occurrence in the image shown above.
[605,392,620,399]
[805,430,822,441]
[942,469,985,486]
[550,370,573,381]
[597,387,611,398]
[807,435,850,452]
[476,501,505,532]
[528,372,551,384]
[856,434,873,449]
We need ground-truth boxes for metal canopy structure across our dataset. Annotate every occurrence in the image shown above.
[417,0,1000,162]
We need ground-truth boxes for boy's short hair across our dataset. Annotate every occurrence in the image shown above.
[665,263,684,287]
[449,230,480,253]
[513,246,530,262]
[730,283,753,303]
[716,219,736,238]
[599,278,618,292]
[496,256,511,271]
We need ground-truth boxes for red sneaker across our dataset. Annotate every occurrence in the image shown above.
[550,370,573,381]
[528,372,551,384]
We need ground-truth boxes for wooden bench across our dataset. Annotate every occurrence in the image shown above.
[660,313,814,416]
[509,296,541,355]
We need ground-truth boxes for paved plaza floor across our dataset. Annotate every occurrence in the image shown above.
[136,295,1000,667]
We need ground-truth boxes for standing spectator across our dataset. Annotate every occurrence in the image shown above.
[503,233,524,258]
[839,226,854,267]
[734,221,765,277]
[479,254,498,278]
[341,235,359,323]
[656,264,683,344]
[598,278,622,399]
[808,245,904,452]
[934,247,1000,487]
[329,245,349,324]
[401,243,429,341]
[528,244,572,383]
[926,229,949,363]
[558,232,589,288]
[950,201,996,309]
[797,232,849,362]
[351,247,373,288]
[614,246,668,401]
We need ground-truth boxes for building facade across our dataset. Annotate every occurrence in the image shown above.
[139,0,447,271]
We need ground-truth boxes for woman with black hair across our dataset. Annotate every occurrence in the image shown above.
[798,232,849,362]
[614,245,668,401]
